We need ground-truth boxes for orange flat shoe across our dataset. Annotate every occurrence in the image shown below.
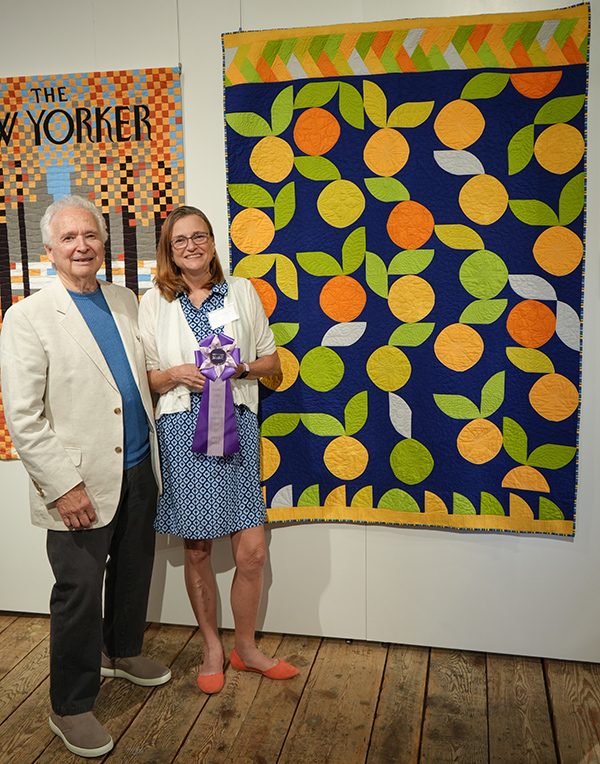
[229,648,299,680]
[196,672,225,694]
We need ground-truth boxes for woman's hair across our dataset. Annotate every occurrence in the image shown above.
[40,195,108,245]
[154,205,225,301]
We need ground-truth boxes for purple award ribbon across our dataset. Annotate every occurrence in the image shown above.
[192,333,241,456]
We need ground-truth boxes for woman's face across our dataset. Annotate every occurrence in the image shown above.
[170,214,215,282]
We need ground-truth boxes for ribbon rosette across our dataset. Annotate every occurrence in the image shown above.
[192,333,241,456]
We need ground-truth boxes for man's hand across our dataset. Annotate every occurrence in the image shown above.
[55,484,97,529]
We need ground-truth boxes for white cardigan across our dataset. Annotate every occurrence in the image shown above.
[138,276,276,418]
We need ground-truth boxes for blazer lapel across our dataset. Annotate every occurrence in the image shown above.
[52,280,118,391]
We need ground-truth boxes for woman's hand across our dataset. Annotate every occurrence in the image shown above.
[148,364,205,394]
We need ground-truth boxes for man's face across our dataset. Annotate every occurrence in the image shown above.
[45,207,105,290]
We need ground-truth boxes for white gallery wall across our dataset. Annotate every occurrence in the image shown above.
[0,0,598,661]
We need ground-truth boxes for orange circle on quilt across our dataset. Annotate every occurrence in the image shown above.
[323,436,369,480]
[534,124,584,175]
[230,208,275,255]
[320,275,367,322]
[457,419,503,464]
[363,128,410,176]
[529,373,579,421]
[434,324,484,371]
[250,278,277,317]
[459,174,508,225]
[510,71,562,99]
[434,99,485,149]
[260,347,299,392]
[386,200,434,249]
[506,300,556,348]
[388,275,435,322]
[260,437,281,480]
[250,136,294,182]
[366,346,411,391]
[317,180,365,228]
[533,226,583,276]
[293,107,340,156]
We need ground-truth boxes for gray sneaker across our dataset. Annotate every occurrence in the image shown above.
[49,712,113,758]
[101,653,171,686]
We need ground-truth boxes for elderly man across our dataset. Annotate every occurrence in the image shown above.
[0,195,170,758]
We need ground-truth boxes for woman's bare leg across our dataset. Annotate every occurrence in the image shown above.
[184,539,223,675]
[230,525,277,671]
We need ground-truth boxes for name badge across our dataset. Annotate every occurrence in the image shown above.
[207,305,239,330]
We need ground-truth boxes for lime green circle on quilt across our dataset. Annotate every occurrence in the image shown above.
[317,180,365,228]
[366,346,411,391]
[390,439,434,484]
[300,347,344,391]
[459,250,508,299]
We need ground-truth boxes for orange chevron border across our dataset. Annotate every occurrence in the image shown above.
[223,3,589,86]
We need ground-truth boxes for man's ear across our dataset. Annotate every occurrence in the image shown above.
[44,244,54,264]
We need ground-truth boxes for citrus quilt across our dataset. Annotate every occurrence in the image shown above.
[223,4,588,535]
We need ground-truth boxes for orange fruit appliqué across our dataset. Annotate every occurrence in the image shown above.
[250,278,277,317]
[260,437,281,480]
[533,226,583,277]
[534,123,584,175]
[457,419,503,464]
[434,323,484,372]
[230,208,275,255]
[510,71,562,99]
[323,436,369,480]
[502,466,550,493]
[250,136,294,183]
[506,300,556,349]
[293,108,341,156]
[388,275,435,323]
[386,200,434,249]
[459,175,508,225]
[363,128,410,176]
[529,373,579,421]
[319,275,367,322]
[434,99,485,149]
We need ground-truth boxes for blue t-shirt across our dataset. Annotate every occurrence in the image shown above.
[69,287,149,469]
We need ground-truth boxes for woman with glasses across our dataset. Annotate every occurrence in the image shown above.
[139,205,298,694]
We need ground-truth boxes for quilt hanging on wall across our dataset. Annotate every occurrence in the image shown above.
[223,5,588,536]
[0,66,184,459]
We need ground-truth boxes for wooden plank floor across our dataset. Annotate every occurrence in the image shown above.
[2,613,600,763]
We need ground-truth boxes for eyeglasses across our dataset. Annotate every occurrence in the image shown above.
[171,232,211,250]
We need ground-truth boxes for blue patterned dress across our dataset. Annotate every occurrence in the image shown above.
[154,282,266,540]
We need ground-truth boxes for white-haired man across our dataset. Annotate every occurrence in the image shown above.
[0,195,170,758]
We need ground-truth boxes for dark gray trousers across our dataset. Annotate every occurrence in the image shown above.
[46,455,157,715]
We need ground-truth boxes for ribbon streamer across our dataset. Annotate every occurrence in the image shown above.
[192,333,240,456]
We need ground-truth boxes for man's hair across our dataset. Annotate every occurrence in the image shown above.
[40,195,108,246]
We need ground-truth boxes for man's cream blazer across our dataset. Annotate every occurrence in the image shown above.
[0,279,161,531]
